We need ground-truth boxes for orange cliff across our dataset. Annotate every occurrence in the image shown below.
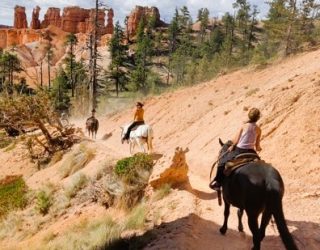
[125,6,166,38]
[0,5,114,49]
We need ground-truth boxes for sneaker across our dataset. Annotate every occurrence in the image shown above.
[209,181,221,191]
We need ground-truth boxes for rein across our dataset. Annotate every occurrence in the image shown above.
[209,150,229,182]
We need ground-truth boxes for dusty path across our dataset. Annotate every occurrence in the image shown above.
[93,49,320,249]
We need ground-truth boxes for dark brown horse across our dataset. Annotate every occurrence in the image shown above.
[86,117,99,139]
[216,139,298,250]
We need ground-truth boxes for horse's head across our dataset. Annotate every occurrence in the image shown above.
[218,138,233,158]
[120,125,128,140]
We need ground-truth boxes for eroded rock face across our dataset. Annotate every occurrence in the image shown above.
[126,6,163,37]
[31,6,41,29]
[61,6,90,33]
[106,8,114,34]
[0,29,41,48]
[149,148,189,189]
[41,8,61,29]
[14,5,28,29]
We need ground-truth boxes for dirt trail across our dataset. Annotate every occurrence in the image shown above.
[96,49,320,249]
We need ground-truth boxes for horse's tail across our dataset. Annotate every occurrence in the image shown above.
[268,189,298,250]
[147,125,153,153]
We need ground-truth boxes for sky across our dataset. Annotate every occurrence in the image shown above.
[0,0,270,27]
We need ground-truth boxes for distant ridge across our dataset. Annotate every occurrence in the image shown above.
[0,25,12,29]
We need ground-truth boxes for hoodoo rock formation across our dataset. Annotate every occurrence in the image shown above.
[106,8,114,34]
[14,5,28,29]
[126,6,166,37]
[41,8,62,28]
[0,5,115,49]
[30,6,41,30]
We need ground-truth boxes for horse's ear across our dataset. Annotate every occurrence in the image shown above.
[219,138,224,146]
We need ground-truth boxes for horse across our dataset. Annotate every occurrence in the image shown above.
[86,117,99,139]
[215,139,298,250]
[120,124,153,155]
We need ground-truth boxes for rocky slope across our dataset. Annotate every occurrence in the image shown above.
[0,48,319,249]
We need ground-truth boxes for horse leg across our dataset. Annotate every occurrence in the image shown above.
[259,210,272,241]
[247,211,261,250]
[220,201,230,235]
[129,139,134,155]
[238,209,244,232]
[136,138,145,153]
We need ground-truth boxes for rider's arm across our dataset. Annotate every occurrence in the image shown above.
[228,127,243,151]
[255,126,262,151]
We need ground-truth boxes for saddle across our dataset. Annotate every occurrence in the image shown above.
[224,153,261,176]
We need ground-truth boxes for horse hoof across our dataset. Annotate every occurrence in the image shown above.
[220,227,227,235]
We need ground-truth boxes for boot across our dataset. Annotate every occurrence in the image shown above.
[209,181,221,191]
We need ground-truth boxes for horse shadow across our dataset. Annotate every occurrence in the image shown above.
[105,213,251,250]
[104,214,319,250]
[182,177,218,201]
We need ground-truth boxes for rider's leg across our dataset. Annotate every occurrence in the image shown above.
[124,122,138,140]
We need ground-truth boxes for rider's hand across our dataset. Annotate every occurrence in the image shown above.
[227,145,234,152]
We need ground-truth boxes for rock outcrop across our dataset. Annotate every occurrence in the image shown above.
[106,9,114,34]
[30,6,41,29]
[14,5,28,29]
[149,148,189,189]
[0,29,41,48]
[41,8,62,29]
[126,6,165,37]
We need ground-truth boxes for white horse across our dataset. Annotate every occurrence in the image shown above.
[120,124,153,155]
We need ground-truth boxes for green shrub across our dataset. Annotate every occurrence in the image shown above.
[0,176,27,217]
[114,153,153,185]
[36,190,52,215]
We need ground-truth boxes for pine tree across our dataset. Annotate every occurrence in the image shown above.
[109,21,128,96]
[64,33,78,97]
[130,18,153,92]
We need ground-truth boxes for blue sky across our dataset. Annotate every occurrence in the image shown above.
[0,0,269,27]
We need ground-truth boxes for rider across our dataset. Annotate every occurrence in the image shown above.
[210,108,262,191]
[122,102,145,144]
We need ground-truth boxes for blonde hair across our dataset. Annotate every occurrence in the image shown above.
[248,108,261,123]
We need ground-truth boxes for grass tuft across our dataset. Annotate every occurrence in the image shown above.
[64,173,88,199]
[60,143,96,178]
[0,175,27,218]
[152,184,171,201]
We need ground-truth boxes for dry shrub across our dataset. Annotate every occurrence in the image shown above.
[60,143,96,178]
[152,184,171,202]
[44,215,122,250]
[64,173,88,199]
[245,88,260,97]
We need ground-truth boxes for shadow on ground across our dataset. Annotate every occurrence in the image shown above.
[102,214,319,250]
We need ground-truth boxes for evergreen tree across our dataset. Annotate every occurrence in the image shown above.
[50,68,70,112]
[64,33,78,97]
[109,21,128,96]
[130,18,153,92]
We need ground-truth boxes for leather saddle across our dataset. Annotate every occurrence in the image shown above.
[224,153,261,176]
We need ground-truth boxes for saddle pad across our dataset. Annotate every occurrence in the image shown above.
[224,158,260,176]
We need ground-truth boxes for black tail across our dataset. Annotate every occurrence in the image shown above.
[270,191,298,250]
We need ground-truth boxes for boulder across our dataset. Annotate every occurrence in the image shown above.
[14,6,28,29]
[149,147,189,189]
[30,6,41,29]
[41,8,61,29]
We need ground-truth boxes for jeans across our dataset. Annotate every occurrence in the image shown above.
[124,121,145,139]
